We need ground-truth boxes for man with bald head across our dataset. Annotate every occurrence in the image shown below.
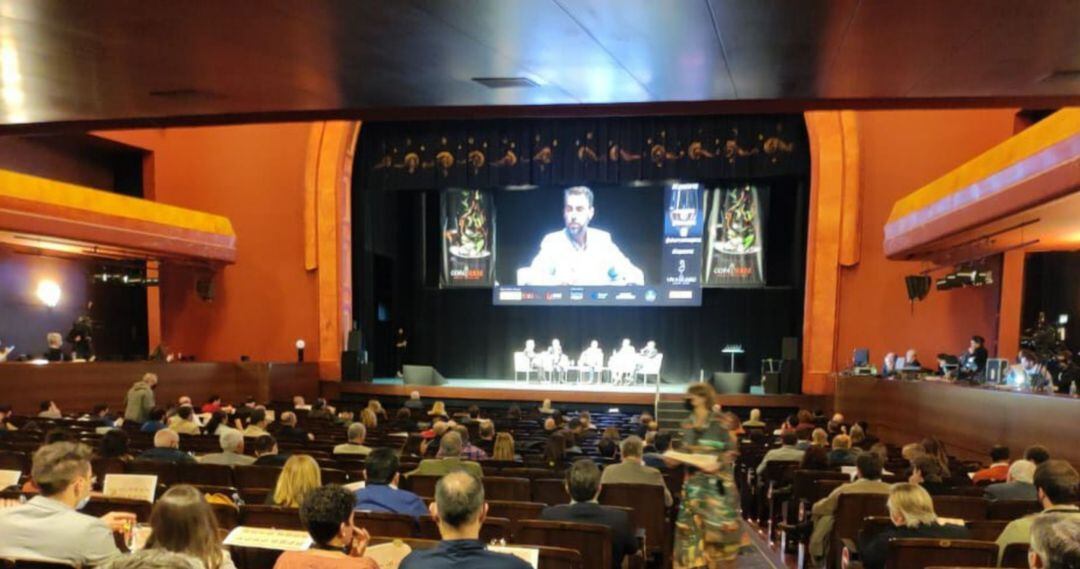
[276,411,314,442]
[984,459,1038,501]
[199,429,255,466]
[406,432,483,479]
[136,429,194,463]
[400,471,530,569]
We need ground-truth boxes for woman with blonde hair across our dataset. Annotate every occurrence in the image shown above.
[146,484,235,568]
[811,428,828,448]
[360,408,378,430]
[365,399,388,421]
[269,455,321,508]
[428,400,447,417]
[857,483,969,569]
[491,432,520,462]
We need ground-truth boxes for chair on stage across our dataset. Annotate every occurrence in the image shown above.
[514,352,538,384]
[635,354,663,386]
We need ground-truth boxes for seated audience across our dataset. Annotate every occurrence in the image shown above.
[367,399,388,421]
[44,332,67,361]
[491,432,521,462]
[1028,514,1080,569]
[146,484,235,569]
[140,407,168,434]
[253,434,289,467]
[277,411,314,442]
[901,442,925,464]
[744,407,766,428]
[167,405,201,435]
[269,454,322,508]
[848,423,867,448]
[391,407,417,432]
[38,400,62,419]
[421,419,451,457]
[95,428,133,461]
[809,453,891,564]
[826,413,845,436]
[87,403,115,427]
[578,410,596,430]
[200,429,256,466]
[601,436,672,506]
[274,485,378,569]
[354,448,428,518]
[448,425,488,461]
[203,411,231,437]
[908,455,950,496]
[857,483,970,569]
[0,404,17,431]
[408,432,483,479]
[643,431,673,469]
[866,442,888,465]
[810,428,829,448]
[538,398,555,414]
[360,408,378,430]
[971,444,1011,484]
[100,549,202,569]
[428,400,448,418]
[757,432,805,476]
[201,395,223,414]
[506,404,522,422]
[334,423,373,456]
[541,459,638,569]
[543,432,569,468]
[308,398,335,421]
[138,429,195,464]
[0,441,135,565]
[1025,444,1052,465]
[984,459,1038,501]
[633,411,654,438]
[400,471,530,569]
[124,372,159,423]
[801,446,830,470]
[403,390,423,410]
[475,419,496,456]
[827,434,857,467]
[242,408,271,437]
[598,427,620,459]
[542,417,557,433]
[996,459,1080,563]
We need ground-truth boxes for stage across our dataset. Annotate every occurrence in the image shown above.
[339,376,827,409]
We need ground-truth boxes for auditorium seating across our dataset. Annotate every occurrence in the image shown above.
[884,538,998,569]
[516,519,614,569]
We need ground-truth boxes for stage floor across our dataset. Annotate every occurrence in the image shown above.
[372,377,688,395]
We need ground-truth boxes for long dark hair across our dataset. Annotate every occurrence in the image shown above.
[146,485,224,569]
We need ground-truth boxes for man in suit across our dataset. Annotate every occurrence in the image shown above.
[199,429,256,466]
[541,459,638,569]
[407,432,483,479]
[984,459,1038,501]
[333,422,373,456]
[600,436,672,506]
[275,411,314,442]
[809,453,892,564]
[252,434,290,467]
[136,429,195,464]
[996,460,1080,564]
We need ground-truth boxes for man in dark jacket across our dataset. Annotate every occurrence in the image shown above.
[135,429,194,464]
[540,459,638,569]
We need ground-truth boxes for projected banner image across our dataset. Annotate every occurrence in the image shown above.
[704,185,766,287]
[441,189,495,287]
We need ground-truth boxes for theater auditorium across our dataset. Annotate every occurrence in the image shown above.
[0,4,1078,569]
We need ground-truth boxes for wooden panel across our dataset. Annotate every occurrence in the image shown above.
[0,362,319,415]
[835,377,1080,467]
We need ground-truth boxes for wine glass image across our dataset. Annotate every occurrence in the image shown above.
[669,184,699,237]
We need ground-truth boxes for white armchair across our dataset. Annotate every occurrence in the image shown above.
[635,353,663,386]
[513,352,537,384]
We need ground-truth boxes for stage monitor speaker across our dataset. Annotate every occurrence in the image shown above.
[779,360,802,394]
[762,373,781,394]
[341,350,370,382]
[712,372,749,394]
[347,329,363,352]
[403,365,447,386]
[781,337,799,361]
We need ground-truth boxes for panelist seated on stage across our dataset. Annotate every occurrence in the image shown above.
[522,339,540,369]
[579,340,605,369]
[518,186,644,286]
[543,339,569,371]
[1006,349,1053,390]
[640,340,659,360]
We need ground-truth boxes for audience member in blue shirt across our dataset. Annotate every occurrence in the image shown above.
[139,408,167,434]
[354,448,428,518]
[400,471,530,569]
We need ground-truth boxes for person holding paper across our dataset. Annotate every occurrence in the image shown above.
[0,441,135,566]
[273,485,378,569]
[669,383,742,569]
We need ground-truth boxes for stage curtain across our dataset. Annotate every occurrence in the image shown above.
[358,115,808,191]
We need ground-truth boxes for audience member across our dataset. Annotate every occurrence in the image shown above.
[408,432,483,479]
[578,410,596,430]
[597,427,620,459]
[448,425,488,461]
[538,398,555,414]
[242,408,270,437]
[857,483,970,569]
[421,419,451,457]
[543,432,568,468]
[360,408,378,430]
[44,332,67,361]
[1028,514,1080,569]
[274,485,378,569]
[201,395,223,414]
[354,448,427,518]
[542,417,557,433]
[825,413,844,436]
[200,429,255,466]
[253,434,289,467]
[146,484,235,569]
[643,431,673,469]
[0,404,17,431]
[87,403,115,427]
[269,454,322,508]
[0,442,135,565]
[308,398,335,421]
[901,442,925,464]
[971,444,1011,484]
[491,432,520,462]
[996,459,1080,563]
[277,411,314,442]
[403,390,423,411]
[867,442,888,466]
[809,453,891,564]
[848,423,866,448]
[400,471,530,569]
[475,420,496,456]
[333,423,372,456]
[38,400,62,419]
[827,434,857,467]
[810,428,828,448]
[984,459,1038,501]
[428,400,447,418]
[1025,444,1052,465]
[920,437,952,480]
[167,405,201,435]
[138,429,195,463]
[541,459,639,569]
[391,407,417,432]
[96,429,133,460]
[124,372,158,423]
[600,436,672,506]
[100,549,202,569]
[744,408,766,428]
[908,455,950,496]
[506,404,522,421]
[367,399,388,421]
[801,446,830,470]
[757,432,805,476]
[203,411,230,437]
[140,407,167,434]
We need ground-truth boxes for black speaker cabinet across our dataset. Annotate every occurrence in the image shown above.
[779,360,802,394]
[346,329,363,352]
[341,350,371,382]
[781,337,799,361]
[762,372,782,394]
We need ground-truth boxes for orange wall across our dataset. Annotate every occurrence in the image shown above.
[96,124,320,363]
[832,109,1017,369]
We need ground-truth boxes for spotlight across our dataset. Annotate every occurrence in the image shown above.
[36,280,61,307]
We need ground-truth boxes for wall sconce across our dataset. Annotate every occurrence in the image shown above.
[296,339,306,363]
[36,280,61,308]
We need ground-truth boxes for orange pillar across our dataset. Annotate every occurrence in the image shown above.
[996,249,1025,358]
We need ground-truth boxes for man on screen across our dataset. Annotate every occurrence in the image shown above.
[520,186,645,286]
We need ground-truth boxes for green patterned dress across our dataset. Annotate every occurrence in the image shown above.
[674,411,743,568]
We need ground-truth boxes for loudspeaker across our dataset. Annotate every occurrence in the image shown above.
[341,350,363,381]
[762,372,781,394]
[403,365,447,386]
[781,337,799,361]
[780,360,802,394]
[905,275,931,301]
[347,329,362,352]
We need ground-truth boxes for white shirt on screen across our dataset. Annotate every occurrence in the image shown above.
[580,347,604,368]
[522,228,644,286]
